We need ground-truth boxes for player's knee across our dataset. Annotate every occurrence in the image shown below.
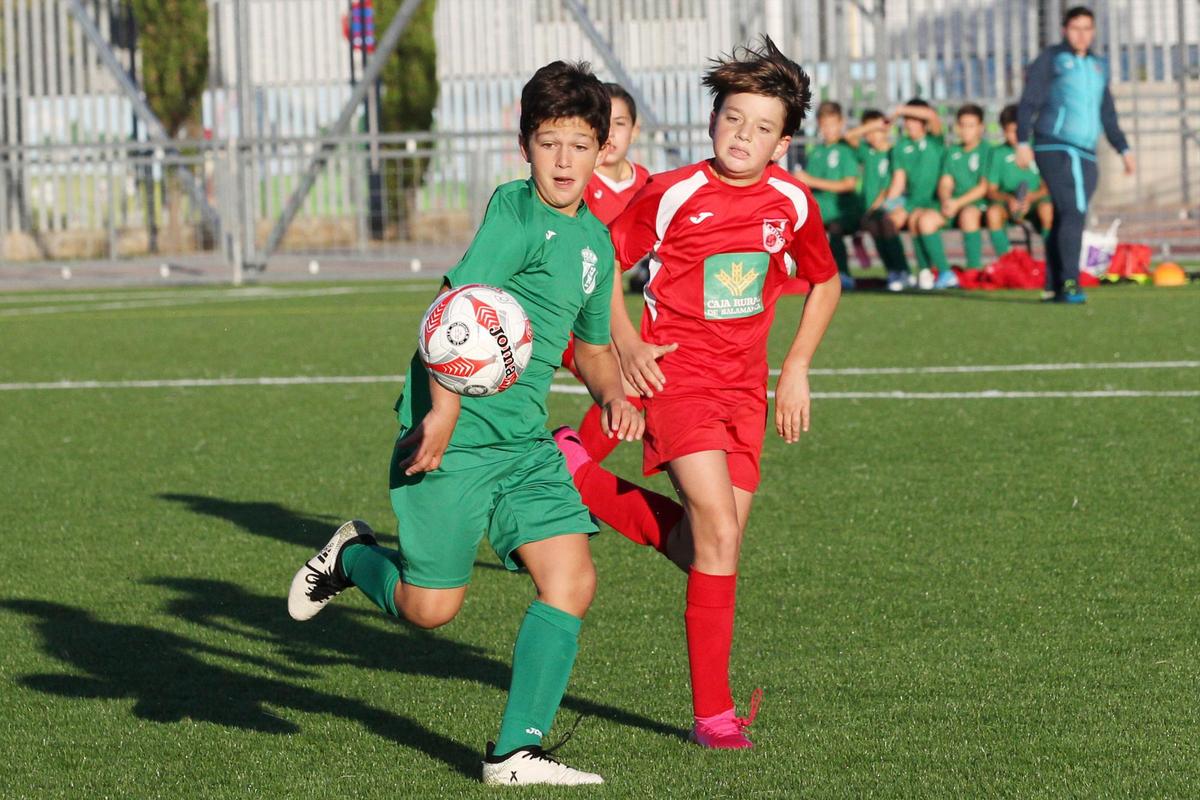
[918,215,940,235]
[986,206,1004,228]
[539,561,596,615]
[959,208,981,229]
[400,594,463,629]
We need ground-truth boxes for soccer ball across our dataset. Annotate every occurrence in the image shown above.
[417,284,533,397]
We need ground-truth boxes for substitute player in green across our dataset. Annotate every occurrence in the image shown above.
[794,101,861,290]
[884,99,945,289]
[846,108,911,291]
[986,104,1054,256]
[911,104,992,288]
[287,61,641,787]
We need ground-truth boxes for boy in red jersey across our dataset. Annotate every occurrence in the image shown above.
[554,36,840,749]
[562,83,651,462]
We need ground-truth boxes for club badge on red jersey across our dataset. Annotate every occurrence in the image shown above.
[762,219,788,254]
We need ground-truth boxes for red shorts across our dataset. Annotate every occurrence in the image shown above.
[642,388,768,492]
[560,334,584,382]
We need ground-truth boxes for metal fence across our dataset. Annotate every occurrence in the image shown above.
[1,0,1198,277]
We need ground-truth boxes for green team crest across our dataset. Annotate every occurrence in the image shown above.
[704,252,769,320]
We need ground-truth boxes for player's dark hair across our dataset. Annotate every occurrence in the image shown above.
[816,100,843,119]
[956,103,984,122]
[605,82,638,125]
[999,103,1019,127]
[905,97,930,109]
[1062,5,1094,26]
[702,35,812,137]
[861,108,886,124]
[520,61,610,145]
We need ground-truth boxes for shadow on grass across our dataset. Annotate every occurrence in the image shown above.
[159,493,507,572]
[2,598,483,778]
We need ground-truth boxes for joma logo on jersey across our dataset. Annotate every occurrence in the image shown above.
[581,247,598,295]
[704,252,768,320]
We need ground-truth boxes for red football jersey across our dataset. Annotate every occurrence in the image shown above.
[609,159,837,391]
[585,162,650,226]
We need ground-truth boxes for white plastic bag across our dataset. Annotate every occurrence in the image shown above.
[1080,219,1121,277]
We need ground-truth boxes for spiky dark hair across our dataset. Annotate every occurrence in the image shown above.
[702,35,812,137]
[520,61,610,145]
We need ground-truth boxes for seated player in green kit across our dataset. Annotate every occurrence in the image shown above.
[883,98,945,290]
[286,61,642,787]
[845,109,911,291]
[793,100,862,290]
[986,104,1054,255]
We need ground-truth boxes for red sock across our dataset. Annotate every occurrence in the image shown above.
[577,395,645,463]
[573,459,682,552]
[685,569,737,718]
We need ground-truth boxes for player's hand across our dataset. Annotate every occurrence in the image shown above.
[618,338,678,397]
[396,406,458,476]
[1015,143,1034,170]
[1122,152,1136,175]
[601,398,644,441]
[1006,197,1021,215]
[774,365,811,444]
[941,200,957,217]
[793,169,812,184]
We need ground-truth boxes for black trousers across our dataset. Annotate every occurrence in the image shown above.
[1034,146,1099,293]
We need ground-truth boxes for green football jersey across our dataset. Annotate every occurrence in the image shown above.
[397,178,614,449]
[857,142,893,210]
[942,141,991,205]
[986,143,1044,195]
[893,133,945,208]
[806,139,862,223]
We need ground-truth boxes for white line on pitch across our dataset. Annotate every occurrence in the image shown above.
[0,284,435,317]
[1,376,1196,400]
[785,360,1200,376]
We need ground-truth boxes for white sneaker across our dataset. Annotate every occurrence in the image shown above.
[917,268,935,290]
[287,520,377,621]
[481,743,603,786]
[886,271,905,292]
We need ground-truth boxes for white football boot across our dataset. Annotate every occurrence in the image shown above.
[481,743,603,786]
[287,520,377,621]
[917,267,936,290]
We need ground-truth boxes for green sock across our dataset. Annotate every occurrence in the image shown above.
[963,230,983,268]
[828,231,849,274]
[341,543,402,616]
[494,600,582,754]
[913,234,929,269]
[879,236,909,273]
[989,227,1011,256]
[919,233,948,272]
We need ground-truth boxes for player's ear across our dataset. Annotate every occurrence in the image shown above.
[771,135,792,164]
[708,110,717,139]
[518,134,531,164]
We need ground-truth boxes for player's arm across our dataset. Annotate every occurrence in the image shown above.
[956,177,989,207]
[398,282,462,476]
[1016,50,1052,168]
[843,118,885,148]
[885,167,907,201]
[777,274,840,444]
[892,104,943,136]
[574,339,643,441]
[607,261,677,396]
[1100,81,1136,175]
[936,173,956,214]
[795,170,856,194]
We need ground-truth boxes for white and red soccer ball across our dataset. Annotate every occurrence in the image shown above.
[417,284,533,397]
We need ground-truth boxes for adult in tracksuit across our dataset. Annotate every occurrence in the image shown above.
[1016,5,1136,303]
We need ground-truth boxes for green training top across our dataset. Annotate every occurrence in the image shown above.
[942,141,992,207]
[856,142,893,211]
[806,139,862,223]
[986,143,1045,196]
[893,133,945,208]
[397,178,614,450]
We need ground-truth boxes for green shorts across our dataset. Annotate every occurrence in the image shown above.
[388,434,597,589]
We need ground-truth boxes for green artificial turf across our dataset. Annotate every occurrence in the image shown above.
[0,280,1197,798]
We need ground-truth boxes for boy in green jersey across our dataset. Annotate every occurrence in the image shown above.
[986,104,1054,255]
[911,104,992,288]
[793,100,862,289]
[845,108,910,290]
[883,98,945,289]
[286,61,642,787]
